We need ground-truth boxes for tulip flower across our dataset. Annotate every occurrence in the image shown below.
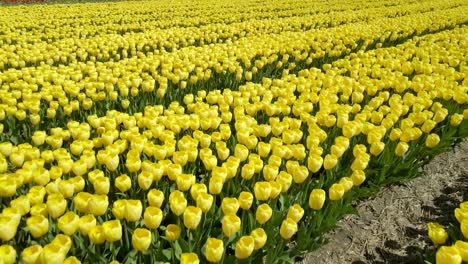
[427,222,448,245]
[197,193,214,213]
[221,197,239,215]
[222,214,241,237]
[183,206,202,230]
[78,214,97,236]
[287,204,305,223]
[103,219,122,243]
[329,183,345,201]
[436,246,462,264]
[254,181,271,201]
[280,218,298,240]
[455,240,468,262]
[21,245,42,264]
[235,236,255,259]
[125,199,143,221]
[180,253,200,264]
[132,228,152,252]
[58,212,80,236]
[256,204,273,224]
[0,244,16,264]
[144,206,163,229]
[165,224,181,241]
[238,192,254,210]
[205,238,224,263]
[251,228,267,250]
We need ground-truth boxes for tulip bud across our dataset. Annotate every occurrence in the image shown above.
[180,253,200,264]
[208,175,224,195]
[323,154,338,170]
[205,238,224,263]
[351,170,366,186]
[176,173,195,191]
[426,133,440,148]
[57,212,80,236]
[455,240,468,262]
[450,114,463,127]
[147,189,165,208]
[256,204,272,224]
[436,246,462,264]
[132,228,152,252]
[395,142,409,157]
[329,183,345,201]
[250,228,267,250]
[222,214,241,237]
[78,214,96,236]
[183,206,202,230]
[190,184,207,201]
[238,192,253,210]
[165,224,180,241]
[21,245,42,264]
[115,174,132,193]
[427,222,448,245]
[339,177,354,192]
[39,243,66,264]
[241,163,255,180]
[235,236,255,259]
[125,199,143,221]
[280,218,298,240]
[103,219,122,243]
[287,204,304,223]
[196,193,214,213]
[47,197,67,219]
[309,189,326,210]
[221,198,239,215]
[169,191,187,216]
[254,181,271,201]
[307,154,323,173]
[88,194,108,216]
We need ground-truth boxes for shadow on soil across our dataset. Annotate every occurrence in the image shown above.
[355,174,468,264]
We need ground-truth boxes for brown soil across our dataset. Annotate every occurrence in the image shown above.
[301,139,468,264]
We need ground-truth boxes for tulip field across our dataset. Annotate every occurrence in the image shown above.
[0,0,468,263]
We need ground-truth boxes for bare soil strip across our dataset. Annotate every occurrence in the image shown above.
[302,140,468,264]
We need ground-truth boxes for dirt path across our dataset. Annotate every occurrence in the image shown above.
[301,139,468,264]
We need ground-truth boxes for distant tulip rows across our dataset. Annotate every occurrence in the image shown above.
[0,0,467,263]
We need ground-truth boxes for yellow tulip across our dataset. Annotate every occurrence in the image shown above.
[169,191,187,216]
[46,197,67,219]
[427,222,448,245]
[115,174,132,193]
[30,203,48,217]
[190,184,207,201]
[183,206,202,230]
[21,245,42,264]
[222,214,241,237]
[176,173,195,191]
[146,189,164,208]
[250,228,267,250]
[462,219,468,239]
[221,198,239,215]
[58,211,80,236]
[309,189,326,210]
[165,224,180,241]
[0,244,16,264]
[234,144,249,162]
[88,194,108,216]
[256,204,272,225]
[238,192,254,210]
[78,214,96,236]
[10,195,30,216]
[208,175,224,195]
[276,171,292,192]
[73,192,92,213]
[196,193,214,213]
[280,218,298,240]
[143,206,163,229]
[0,177,16,197]
[450,114,463,127]
[241,163,255,180]
[436,246,462,264]
[351,170,366,186]
[125,199,143,221]
[329,183,345,201]
[103,219,122,243]
[235,236,255,259]
[51,234,72,255]
[63,256,81,264]
[205,238,224,263]
[426,133,440,148]
[287,204,304,223]
[254,181,271,201]
[180,253,200,264]
[39,244,66,264]
[323,154,338,170]
[455,240,468,262]
[395,142,409,157]
[269,181,282,199]
[339,177,354,192]
[132,228,152,252]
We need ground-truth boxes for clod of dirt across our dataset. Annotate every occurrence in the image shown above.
[302,139,468,264]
